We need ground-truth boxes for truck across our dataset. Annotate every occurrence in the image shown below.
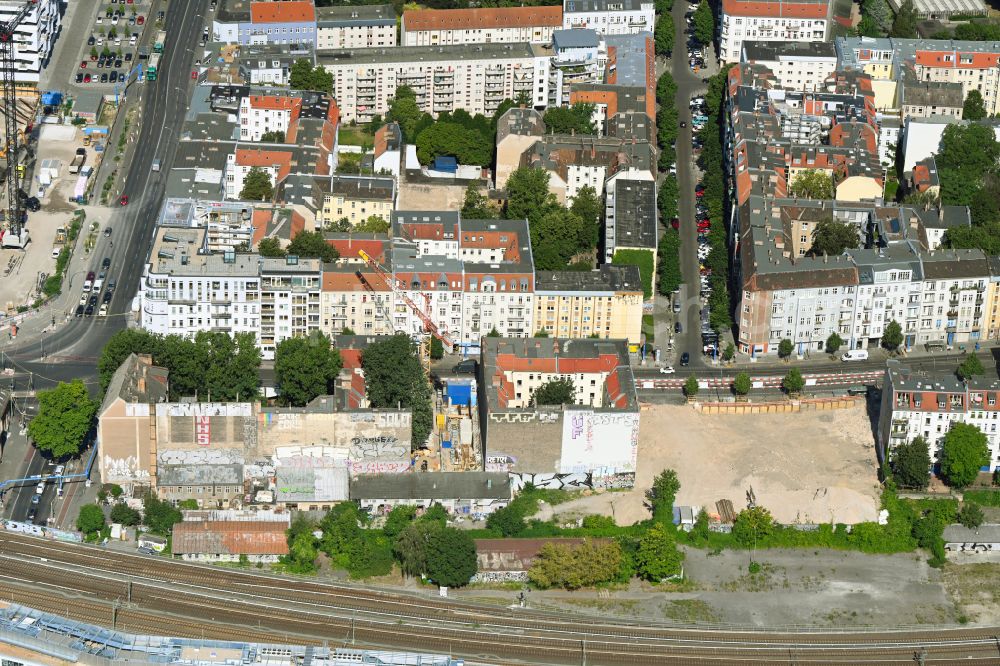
[55,227,67,244]
[153,30,166,53]
[68,154,85,174]
[146,53,160,81]
[151,158,161,172]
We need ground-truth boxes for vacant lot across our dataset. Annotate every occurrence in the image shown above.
[549,404,880,526]
[456,548,958,628]
[943,561,1000,624]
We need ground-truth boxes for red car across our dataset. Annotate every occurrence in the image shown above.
[695,189,705,198]
[697,221,710,230]
[80,61,87,68]
[670,217,679,230]
[119,194,129,206]
[191,70,197,79]
[84,73,92,83]
[137,15,144,24]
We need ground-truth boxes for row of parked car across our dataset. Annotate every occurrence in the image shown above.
[76,254,114,317]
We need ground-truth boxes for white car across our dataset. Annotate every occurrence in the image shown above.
[659,365,676,374]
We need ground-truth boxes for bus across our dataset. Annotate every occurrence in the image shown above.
[146,53,160,81]
[154,30,166,53]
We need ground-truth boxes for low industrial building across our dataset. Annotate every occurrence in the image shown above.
[471,537,608,582]
[351,472,511,517]
[172,519,290,563]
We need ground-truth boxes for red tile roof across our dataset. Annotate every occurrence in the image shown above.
[721,0,829,19]
[251,1,315,24]
[403,6,562,32]
[248,95,301,114]
[172,521,289,556]
[916,50,1000,69]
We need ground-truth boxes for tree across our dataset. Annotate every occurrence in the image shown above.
[654,3,675,55]
[825,332,843,355]
[430,336,444,360]
[722,343,735,362]
[274,332,343,407]
[963,90,987,121]
[285,530,319,574]
[354,215,390,233]
[569,185,602,251]
[287,229,339,262]
[958,354,985,380]
[76,504,106,535]
[110,503,141,526]
[657,229,682,296]
[288,58,314,89]
[257,236,285,257]
[461,183,499,219]
[783,368,805,395]
[258,130,285,143]
[415,121,492,166]
[542,103,596,135]
[958,502,985,529]
[424,526,477,587]
[362,334,433,446]
[890,0,918,38]
[881,320,903,352]
[645,469,680,522]
[533,329,550,337]
[790,169,834,199]
[692,0,714,45]
[684,374,699,398]
[529,540,623,590]
[531,379,576,406]
[732,506,774,548]
[486,327,502,337]
[636,522,684,581]
[504,167,558,226]
[486,502,528,536]
[809,218,859,256]
[240,167,273,201]
[777,338,793,360]
[532,208,585,270]
[97,328,161,392]
[142,493,183,535]
[28,380,97,458]
[891,437,931,490]
[386,86,425,143]
[862,0,893,32]
[940,422,990,488]
[732,372,752,396]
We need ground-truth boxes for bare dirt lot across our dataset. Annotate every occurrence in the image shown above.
[546,404,881,526]
[943,561,1000,624]
[455,548,959,628]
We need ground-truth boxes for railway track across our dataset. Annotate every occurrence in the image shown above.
[2,532,998,664]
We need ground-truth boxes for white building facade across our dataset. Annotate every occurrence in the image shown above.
[719,0,830,63]
[0,0,61,83]
[562,0,655,36]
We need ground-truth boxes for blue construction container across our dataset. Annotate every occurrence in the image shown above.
[432,156,458,173]
[446,378,476,407]
[41,91,62,106]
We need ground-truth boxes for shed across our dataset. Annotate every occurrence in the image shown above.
[172,520,290,563]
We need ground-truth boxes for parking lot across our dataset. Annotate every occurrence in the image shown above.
[69,0,156,90]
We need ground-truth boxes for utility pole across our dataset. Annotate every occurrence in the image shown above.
[581,639,586,666]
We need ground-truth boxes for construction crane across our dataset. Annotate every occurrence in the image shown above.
[0,1,36,246]
[357,249,454,373]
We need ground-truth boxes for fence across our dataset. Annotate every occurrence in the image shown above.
[695,396,863,415]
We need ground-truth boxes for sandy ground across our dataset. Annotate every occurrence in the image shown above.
[397,181,468,211]
[0,125,86,311]
[546,404,881,526]
[943,560,1000,624]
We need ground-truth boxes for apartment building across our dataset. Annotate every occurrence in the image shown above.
[480,337,640,484]
[719,0,830,63]
[544,29,605,107]
[604,178,657,266]
[317,43,547,123]
[740,41,838,92]
[236,90,340,143]
[259,256,322,358]
[534,265,644,343]
[562,0,655,36]
[137,228,262,344]
[319,176,395,228]
[158,198,257,253]
[213,0,317,45]
[838,36,1000,118]
[320,259,394,337]
[519,135,655,202]
[238,42,312,86]
[401,6,563,46]
[315,4,396,49]
[0,0,60,83]
[879,361,1000,474]
[392,211,536,347]
[900,72,964,120]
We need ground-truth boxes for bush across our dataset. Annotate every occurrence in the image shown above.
[528,539,623,590]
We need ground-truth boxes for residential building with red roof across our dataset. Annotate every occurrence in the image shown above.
[402,6,563,46]
[719,0,831,63]
[480,336,639,485]
[214,1,317,45]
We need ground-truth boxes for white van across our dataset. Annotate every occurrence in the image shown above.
[842,349,869,362]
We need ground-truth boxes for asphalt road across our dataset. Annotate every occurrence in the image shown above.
[669,0,710,369]
[6,0,208,382]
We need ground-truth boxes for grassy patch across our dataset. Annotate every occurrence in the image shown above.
[661,599,719,623]
[339,125,375,148]
[561,598,642,615]
[943,562,1000,623]
[642,314,655,343]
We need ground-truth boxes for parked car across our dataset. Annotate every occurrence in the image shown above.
[76,72,84,83]
[659,365,675,374]
[674,321,683,333]
[842,350,869,362]
[680,352,690,366]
